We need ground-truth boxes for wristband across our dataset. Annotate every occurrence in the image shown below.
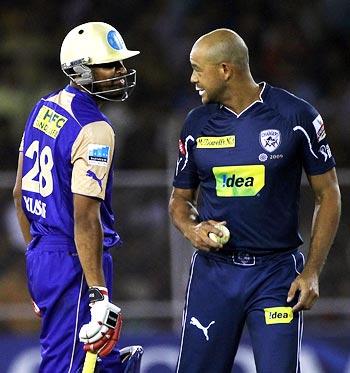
[89,286,108,303]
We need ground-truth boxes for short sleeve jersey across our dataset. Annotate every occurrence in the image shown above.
[173,83,335,251]
[21,85,120,248]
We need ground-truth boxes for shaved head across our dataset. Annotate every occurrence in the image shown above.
[189,28,257,107]
[192,29,249,70]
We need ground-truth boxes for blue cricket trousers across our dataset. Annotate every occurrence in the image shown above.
[176,249,304,373]
[26,235,122,373]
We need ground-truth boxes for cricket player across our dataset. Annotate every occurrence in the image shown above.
[169,29,341,372]
[13,22,140,372]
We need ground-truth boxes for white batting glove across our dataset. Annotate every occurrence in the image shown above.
[79,286,122,356]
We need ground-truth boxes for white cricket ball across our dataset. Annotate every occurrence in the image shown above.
[208,224,230,245]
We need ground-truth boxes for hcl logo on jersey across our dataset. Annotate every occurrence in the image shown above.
[212,165,265,197]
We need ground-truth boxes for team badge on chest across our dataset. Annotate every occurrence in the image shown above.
[259,129,281,153]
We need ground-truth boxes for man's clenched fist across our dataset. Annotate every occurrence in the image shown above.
[79,286,122,357]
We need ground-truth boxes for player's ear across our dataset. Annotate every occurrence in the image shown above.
[219,62,233,81]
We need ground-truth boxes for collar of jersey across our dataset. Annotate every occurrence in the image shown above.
[64,85,99,107]
[221,81,268,118]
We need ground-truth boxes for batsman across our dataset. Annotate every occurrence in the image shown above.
[13,22,142,372]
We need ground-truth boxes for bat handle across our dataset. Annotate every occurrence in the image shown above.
[82,351,98,373]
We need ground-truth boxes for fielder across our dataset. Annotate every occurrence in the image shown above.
[169,29,341,372]
[13,22,141,372]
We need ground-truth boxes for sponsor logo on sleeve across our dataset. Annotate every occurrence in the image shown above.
[264,307,294,324]
[178,139,186,155]
[196,135,235,148]
[212,165,265,197]
[87,144,110,166]
[312,115,326,142]
[319,144,332,162]
[33,106,67,139]
[259,129,281,153]
[175,135,195,176]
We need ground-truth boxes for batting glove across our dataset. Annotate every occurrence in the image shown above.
[79,286,122,357]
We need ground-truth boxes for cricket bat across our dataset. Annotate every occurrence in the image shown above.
[82,351,98,373]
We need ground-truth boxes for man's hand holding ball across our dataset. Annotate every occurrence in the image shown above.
[208,224,230,245]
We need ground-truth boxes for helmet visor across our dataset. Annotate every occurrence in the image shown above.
[62,65,137,102]
[91,69,137,101]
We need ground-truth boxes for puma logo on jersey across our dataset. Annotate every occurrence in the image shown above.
[190,317,215,341]
[86,170,105,191]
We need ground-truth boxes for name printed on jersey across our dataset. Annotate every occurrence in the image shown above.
[196,135,236,148]
[33,106,68,139]
[23,196,47,218]
[87,144,110,166]
[212,165,265,197]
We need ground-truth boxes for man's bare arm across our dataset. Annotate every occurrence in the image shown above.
[74,194,105,286]
[169,187,225,251]
[13,151,32,244]
[287,168,341,311]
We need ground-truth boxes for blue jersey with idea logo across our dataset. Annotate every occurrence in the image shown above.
[173,83,335,251]
[21,85,120,248]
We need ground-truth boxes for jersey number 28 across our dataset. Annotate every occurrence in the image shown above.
[22,140,54,197]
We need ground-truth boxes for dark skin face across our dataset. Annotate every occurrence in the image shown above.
[91,60,128,100]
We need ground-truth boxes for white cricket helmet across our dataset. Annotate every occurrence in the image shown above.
[60,22,140,101]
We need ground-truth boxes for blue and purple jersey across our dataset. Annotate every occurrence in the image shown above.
[20,85,120,248]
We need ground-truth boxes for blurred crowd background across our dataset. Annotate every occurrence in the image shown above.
[0,0,349,342]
